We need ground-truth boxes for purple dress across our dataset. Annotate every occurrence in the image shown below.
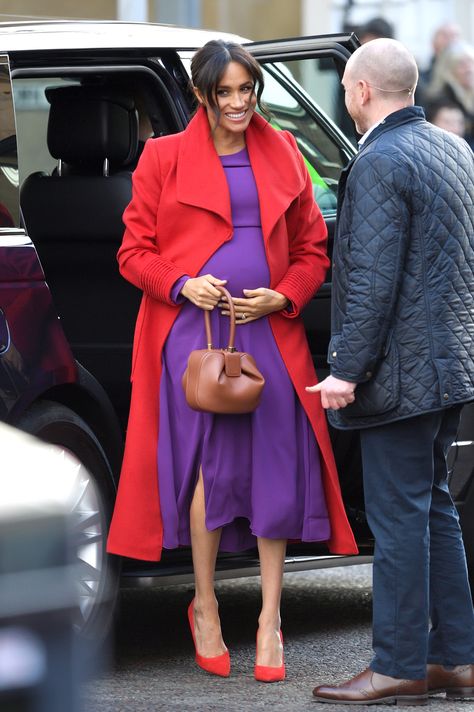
[158,147,330,551]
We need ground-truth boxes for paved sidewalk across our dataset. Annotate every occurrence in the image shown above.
[83,565,474,712]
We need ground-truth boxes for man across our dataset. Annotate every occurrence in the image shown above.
[357,16,395,44]
[308,38,474,705]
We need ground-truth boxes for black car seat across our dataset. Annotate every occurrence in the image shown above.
[20,84,142,422]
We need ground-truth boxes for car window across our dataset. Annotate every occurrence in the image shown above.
[272,56,356,136]
[13,78,81,183]
[13,71,175,187]
[272,56,358,146]
[0,57,20,229]
[258,59,354,215]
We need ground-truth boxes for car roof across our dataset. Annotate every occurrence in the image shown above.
[0,20,249,53]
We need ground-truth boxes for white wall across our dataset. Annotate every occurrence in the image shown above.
[116,0,148,21]
[302,0,474,70]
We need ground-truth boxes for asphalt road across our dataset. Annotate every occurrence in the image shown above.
[83,564,474,712]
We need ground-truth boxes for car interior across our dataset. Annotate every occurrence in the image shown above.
[15,67,183,427]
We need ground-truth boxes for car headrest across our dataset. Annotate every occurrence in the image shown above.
[46,85,139,169]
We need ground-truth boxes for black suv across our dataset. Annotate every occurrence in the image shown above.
[0,21,472,640]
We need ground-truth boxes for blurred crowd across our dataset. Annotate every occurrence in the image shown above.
[350,17,474,150]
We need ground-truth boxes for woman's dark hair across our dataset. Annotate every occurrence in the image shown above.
[191,39,270,123]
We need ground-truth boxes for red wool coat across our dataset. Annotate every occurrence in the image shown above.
[107,108,358,560]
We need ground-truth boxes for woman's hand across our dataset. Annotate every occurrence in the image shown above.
[220,287,289,324]
[181,274,227,310]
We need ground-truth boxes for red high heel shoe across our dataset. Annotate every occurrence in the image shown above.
[254,629,285,682]
[187,599,230,677]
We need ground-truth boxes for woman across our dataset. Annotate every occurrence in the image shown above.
[107,40,357,681]
[425,98,467,139]
[425,42,474,149]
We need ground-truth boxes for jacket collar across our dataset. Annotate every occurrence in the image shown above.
[176,107,305,239]
[360,105,425,151]
[336,106,426,218]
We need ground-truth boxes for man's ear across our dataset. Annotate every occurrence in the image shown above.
[359,80,371,105]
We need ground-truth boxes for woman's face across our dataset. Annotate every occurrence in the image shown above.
[432,106,466,137]
[453,55,474,91]
[197,61,257,138]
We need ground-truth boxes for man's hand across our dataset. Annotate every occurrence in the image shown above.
[306,375,356,410]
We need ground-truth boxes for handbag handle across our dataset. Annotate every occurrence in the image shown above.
[204,285,236,352]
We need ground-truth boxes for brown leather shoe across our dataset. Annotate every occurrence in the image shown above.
[312,667,428,705]
[427,664,474,699]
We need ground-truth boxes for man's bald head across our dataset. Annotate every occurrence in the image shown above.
[346,38,418,99]
[342,39,418,134]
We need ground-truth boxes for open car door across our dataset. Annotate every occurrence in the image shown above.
[245,34,359,373]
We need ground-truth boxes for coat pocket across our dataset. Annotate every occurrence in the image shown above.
[329,332,401,418]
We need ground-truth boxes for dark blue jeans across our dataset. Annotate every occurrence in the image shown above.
[359,406,474,679]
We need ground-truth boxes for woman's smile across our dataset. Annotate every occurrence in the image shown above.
[225,109,248,121]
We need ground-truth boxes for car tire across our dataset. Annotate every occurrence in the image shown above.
[16,399,120,644]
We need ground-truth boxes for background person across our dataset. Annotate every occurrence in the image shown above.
[425,98,467,139]
[356,16,395,45]
[424,41,474,149]
[417,22,461,102]
[107,39,357,682]
[309,37,474,705]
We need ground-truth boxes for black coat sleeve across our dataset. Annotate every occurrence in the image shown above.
[330,151,412,383]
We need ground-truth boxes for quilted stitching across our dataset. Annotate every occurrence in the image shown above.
[329,108,474,429]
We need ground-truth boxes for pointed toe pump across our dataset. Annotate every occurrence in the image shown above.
[187,599,230,677]
[254,629,285,683]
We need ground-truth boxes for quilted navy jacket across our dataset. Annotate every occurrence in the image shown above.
[328,106,474,429]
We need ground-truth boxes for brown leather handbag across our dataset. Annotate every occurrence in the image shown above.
[182,286,265,414]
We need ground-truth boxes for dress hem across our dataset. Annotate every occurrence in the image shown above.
[162,515,331,553]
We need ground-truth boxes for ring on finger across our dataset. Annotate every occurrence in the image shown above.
[241,313,247,320]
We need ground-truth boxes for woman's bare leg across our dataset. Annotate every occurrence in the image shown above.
[189,467,226,657]
[256,537,286,666]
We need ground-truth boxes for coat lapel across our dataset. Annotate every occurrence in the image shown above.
[176,107,232,226]
[245,113,306,242]
[176,108,305,241]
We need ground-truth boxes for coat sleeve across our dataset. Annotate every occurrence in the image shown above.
[274,131,329,318]
[330,152,411,383]
[117,139,187,304]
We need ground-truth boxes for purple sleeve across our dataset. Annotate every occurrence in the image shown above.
[173,280,293,310]
[282,299,296,317]
[170,275,190,304]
